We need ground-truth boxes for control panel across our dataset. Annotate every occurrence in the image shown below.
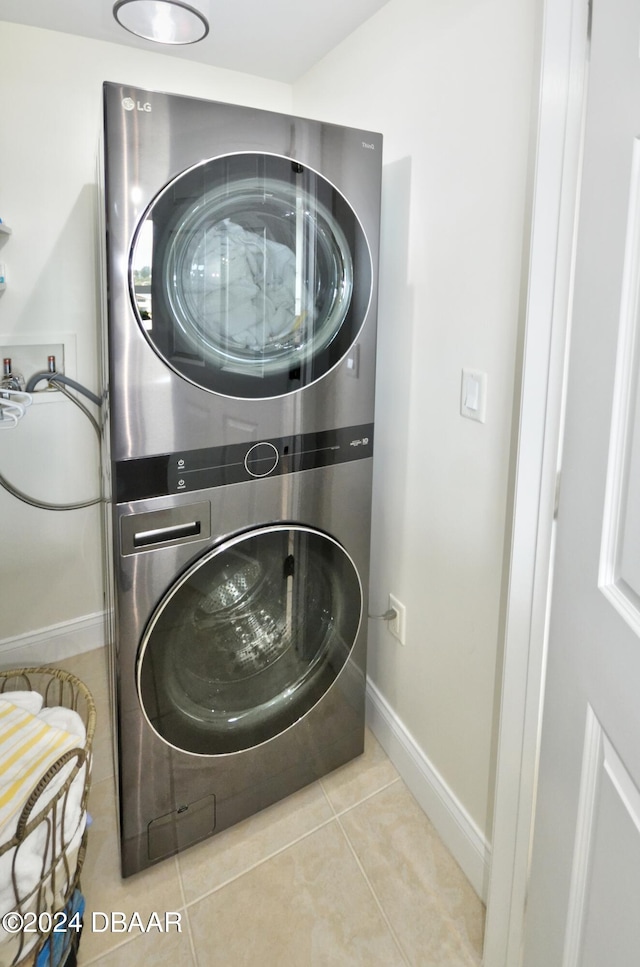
[115,423,374,502]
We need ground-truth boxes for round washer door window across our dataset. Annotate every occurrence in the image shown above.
[137,525,362,755]
[130,154,372,399]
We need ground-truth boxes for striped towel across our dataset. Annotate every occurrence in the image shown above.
[0,699,79,843]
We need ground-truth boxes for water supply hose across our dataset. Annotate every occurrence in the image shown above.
[25,372,103,408]
[0,375,103,510]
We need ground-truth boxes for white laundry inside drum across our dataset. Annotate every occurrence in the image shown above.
[192,219,311,351]
[163,178,354,376]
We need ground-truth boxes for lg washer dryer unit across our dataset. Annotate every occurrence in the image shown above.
[101,84,382,875]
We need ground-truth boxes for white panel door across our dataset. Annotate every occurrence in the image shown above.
[523,0,640,963]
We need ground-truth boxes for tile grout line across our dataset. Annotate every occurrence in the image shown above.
[78,859,193,967]
[175,854,200,967]
[333,810,411,967]
[319,774,403,819]
[180,775,401,910]
[331,777,484,965]
[78,931,140,966]
[181,813,338,910]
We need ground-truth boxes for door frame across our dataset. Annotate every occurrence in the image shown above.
[483,0,590,962]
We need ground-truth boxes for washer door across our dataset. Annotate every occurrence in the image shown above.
[137,525,362,755]
[130,153,372,398]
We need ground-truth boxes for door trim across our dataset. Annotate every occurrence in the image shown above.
[483,0,590,962]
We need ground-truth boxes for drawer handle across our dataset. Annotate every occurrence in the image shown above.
[133,521,201,547]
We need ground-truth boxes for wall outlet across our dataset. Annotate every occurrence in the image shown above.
[388,593,406,645]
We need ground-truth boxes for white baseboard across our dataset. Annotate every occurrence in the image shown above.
[0,612,105,668]
[365,676,491,902]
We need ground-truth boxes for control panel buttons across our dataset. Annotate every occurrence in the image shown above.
[244,442,279,478]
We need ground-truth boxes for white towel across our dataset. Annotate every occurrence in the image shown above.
[38,706,85,743]
[0,691,43,716]
[0,698,89,964]
[35,707,87,834]
[0,823,83,965]
[0,701,80,842]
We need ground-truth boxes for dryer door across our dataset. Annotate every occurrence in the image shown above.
[137,525,362,755]
[130,153,372,399]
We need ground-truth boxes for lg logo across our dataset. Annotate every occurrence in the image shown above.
[122,97,152,112]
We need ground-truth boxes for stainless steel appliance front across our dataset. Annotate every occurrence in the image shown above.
[115,457,373,875]
[101,84,382,875]
[102,83,382,460]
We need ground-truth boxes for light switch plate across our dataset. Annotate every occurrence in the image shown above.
[460,368,487,423]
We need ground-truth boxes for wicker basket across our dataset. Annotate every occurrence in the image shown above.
[0,668,96,967]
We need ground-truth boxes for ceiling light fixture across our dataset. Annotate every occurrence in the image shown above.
[113,0,209,45]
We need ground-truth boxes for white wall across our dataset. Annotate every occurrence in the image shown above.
[0,23,291,646]
[294,0,538,840]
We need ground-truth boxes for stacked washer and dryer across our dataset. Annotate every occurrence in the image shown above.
[101,83,382,876]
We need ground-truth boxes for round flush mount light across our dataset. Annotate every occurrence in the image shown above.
[113,0,209,45]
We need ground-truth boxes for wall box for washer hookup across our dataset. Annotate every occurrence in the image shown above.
[0,334,77,404]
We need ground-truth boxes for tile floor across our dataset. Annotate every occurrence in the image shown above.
[50,648,484,966]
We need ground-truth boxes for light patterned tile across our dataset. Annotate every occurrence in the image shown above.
[188,822,407,966]
[78,918,195,967]
[54,652,484,967]
[339,782,485,966]
[320,727,399,813]
[49,647,114,783]
[48,647,110,715]
[178,781,333,903]
[79,775,182,963]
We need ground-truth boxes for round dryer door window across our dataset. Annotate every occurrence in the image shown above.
[130,153,372,398]
[137,525,362,755]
